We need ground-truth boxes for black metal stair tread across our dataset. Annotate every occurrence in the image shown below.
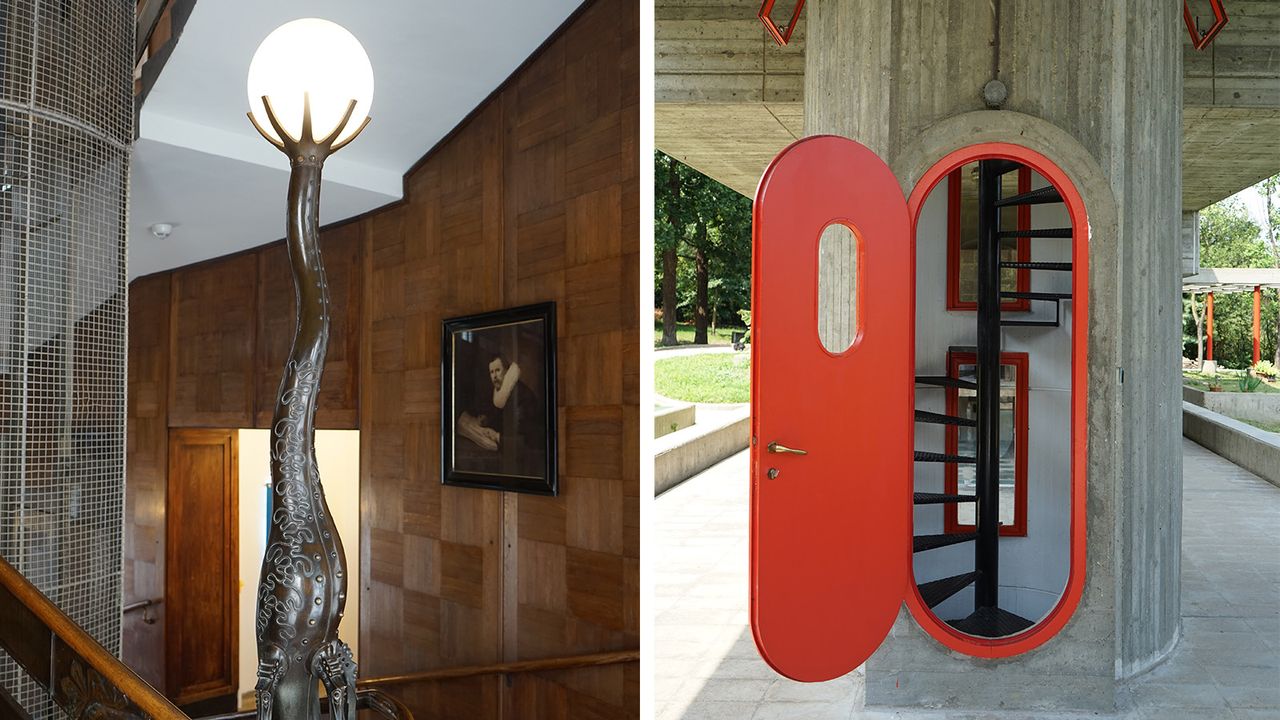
[917,572,978,608]
[993,186,1063,207]
[913,492,977,505]
[1001,319,1059,327]
[915,376,977,390]
[1001,261,1072,271]
[946,606,1036,638]
[914,451,976,464]
[912,532,978,552]
[914,410,976,427]
[999,291,1071,301]
[997,227,1073,238]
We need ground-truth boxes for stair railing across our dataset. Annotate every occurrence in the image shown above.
[0,554,186,720]
[356,650,640,690]
[196,690,413,720]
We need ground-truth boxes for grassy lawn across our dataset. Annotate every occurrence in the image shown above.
[654,321,745,348]
[655,352,750,403]
[1239,417,1280,434]
[1183,369,1280,393]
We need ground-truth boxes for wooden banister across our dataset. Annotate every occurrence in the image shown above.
[0,555,186,720]
[196,689,413,720]
[2,553,633,719]
[356,650,640,689]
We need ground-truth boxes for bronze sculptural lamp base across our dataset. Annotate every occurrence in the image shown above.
[246,92,370,720]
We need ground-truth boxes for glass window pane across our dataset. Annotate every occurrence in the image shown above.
[817,223,857,353]
[954,361,1017,528]
[955,163,1024,305]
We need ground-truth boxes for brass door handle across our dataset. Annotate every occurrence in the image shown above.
[767,442,807,455]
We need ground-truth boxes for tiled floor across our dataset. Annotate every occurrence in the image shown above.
[654,439,1280,719]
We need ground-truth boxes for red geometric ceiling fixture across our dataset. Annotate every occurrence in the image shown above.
[1184,0,1228,51]
[758,0,805,47]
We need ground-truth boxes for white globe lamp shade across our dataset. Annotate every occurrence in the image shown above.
[247,18,373,146]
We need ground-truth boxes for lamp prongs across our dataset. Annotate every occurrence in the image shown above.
[329,116,371,153]
[249,94,370,161]
[247,110,286,151]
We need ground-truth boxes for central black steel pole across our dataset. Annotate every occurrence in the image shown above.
[974,160,1002,610]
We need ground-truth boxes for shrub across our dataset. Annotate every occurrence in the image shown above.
[1252,360,1278,379]
[1239,374,1263,393]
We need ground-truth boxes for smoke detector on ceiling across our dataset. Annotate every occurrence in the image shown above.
[149,222,175,239]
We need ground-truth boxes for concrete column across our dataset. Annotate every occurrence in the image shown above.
[806,0,1183,711]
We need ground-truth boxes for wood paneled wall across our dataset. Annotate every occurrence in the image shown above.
[123,273,170,692]
[360,0,638,715]
[124,0,637,715]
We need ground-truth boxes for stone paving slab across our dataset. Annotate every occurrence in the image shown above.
[654,440,1279,719]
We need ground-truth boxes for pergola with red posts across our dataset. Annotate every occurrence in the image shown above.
[1183,268,1280,365]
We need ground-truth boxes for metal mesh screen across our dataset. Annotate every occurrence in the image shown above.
[0,1,132,717]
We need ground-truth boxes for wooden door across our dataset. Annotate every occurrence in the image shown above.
[749,135,912,682]
[165,428,238,706]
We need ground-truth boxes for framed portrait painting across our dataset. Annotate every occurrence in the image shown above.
[441,302,558,495]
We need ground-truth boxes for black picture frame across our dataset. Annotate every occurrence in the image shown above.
[440,302,558,495]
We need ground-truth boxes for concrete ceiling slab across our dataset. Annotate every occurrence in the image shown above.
[656,1,1280,208]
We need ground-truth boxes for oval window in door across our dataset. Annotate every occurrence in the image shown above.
[905,143,1088,658]
[817,223,858,353]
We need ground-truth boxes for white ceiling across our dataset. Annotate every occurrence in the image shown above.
[130,0,581,280]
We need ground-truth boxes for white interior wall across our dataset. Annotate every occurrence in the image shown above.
[912,172,1073,624]
[237,429,361,707]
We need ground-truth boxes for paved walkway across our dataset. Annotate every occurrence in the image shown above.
[654,344,740,358]
[655,439,1280,719]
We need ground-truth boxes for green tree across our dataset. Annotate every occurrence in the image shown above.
[1188,196,1279,369]
[654,152,752,345]
[1185,293,1206,366]
[1260,173,1280,366]
[656,153,682,345]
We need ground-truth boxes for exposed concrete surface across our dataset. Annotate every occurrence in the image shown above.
[1183,402,1280,490]
[657,402,698,438]
[654,407,749,496]
[655,1,1280,211]
[1183,386,1280,425]
[655,442,1279,719]
[655,0,803,196]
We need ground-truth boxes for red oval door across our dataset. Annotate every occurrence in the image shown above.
[750,135,913,681]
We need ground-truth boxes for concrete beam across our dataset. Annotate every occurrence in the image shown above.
[655,102,800,197]
[655,0,803,194]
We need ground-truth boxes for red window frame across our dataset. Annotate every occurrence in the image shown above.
[943,350,1029,537]
[945,166,1032,312]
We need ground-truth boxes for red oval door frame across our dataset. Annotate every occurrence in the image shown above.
[903,142,1089,658]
